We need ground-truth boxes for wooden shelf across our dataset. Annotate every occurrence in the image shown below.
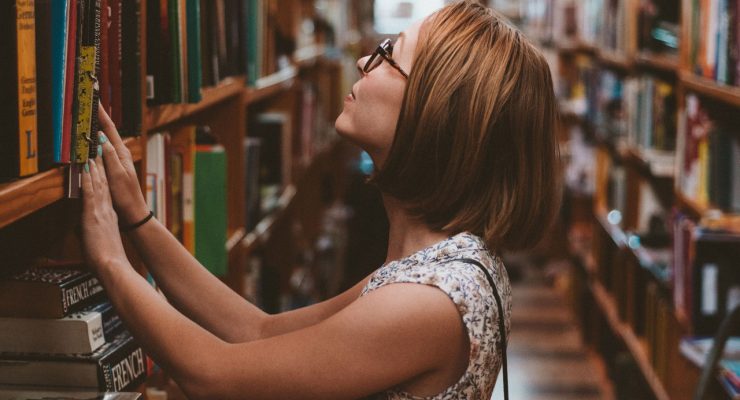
[595,206,628,248]
[635,52,679,73]
[144,76,246,132]
[241,185,297,254]
[598,50,634,71]
[591,281,671,400]
[0,136,143,230]
[680,72,740,108]
[226,227,247,253]
[555,39,598,54]
[294,45,327,68]
[246,67,298,105]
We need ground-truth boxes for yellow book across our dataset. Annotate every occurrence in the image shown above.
[16,0,38,176]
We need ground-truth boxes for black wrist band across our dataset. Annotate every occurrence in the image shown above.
[120,211,154,232]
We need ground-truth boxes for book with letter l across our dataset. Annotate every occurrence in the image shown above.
[0,301,124,354]
[0,332,146,392]
[0,268,105,319]
[0,0,38,179]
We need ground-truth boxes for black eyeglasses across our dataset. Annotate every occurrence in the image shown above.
[363,38,409,79]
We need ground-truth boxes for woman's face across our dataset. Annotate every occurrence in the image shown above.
[335,20,422,166]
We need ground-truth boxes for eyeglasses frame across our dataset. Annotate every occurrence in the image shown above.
[363,38,409,79]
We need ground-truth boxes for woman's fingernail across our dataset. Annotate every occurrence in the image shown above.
[99,133,108,144]
[84,162,90,173]
[97,145,103,155]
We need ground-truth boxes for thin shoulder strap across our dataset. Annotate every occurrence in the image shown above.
[457,258,509,400]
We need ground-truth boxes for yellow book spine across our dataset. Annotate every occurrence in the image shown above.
[74,46,97,163]
[17,0,38,176]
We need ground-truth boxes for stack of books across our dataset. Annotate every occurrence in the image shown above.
[0,268,146,394]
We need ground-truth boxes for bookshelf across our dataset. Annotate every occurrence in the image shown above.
[0,0,355,395]
[522,0,740,398]
[0,137,143,229]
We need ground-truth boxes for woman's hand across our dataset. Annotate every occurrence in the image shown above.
[81,159,129,272]
[97,103,149,226]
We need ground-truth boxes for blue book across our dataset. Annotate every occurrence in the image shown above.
[51,0,69,163]
[186,0,202,103]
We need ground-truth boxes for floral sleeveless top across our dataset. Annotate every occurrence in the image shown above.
[360,232,512,400]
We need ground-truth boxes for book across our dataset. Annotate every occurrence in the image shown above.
[35,0,54,171]
[186,0,202,102]
[0,0,38,179]
[0,301,123,354]
[146,133,169,224]
[61,0,79,164]
[51,0,70,164]
[108,0,122,126]
[170,126,196,253]
[680,336,740,368]
[0,387,141,400]
[0,269,105,319]
[73,0,102,163]
[119,0,141,136]
[0,331,146,392]
[244,137,262,231]
[195,142,228,276]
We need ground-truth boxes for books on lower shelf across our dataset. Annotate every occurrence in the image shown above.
[0,387,141,400]
[681,336,740,398]
[0,267,146,393]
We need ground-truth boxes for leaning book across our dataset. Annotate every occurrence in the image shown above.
[0,331,146,392]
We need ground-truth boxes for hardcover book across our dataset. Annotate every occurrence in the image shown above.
[0,268,105,319]
[0,0,38,179]
[0,332,146,392]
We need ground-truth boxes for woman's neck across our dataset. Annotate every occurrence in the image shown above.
[382,194,450,264]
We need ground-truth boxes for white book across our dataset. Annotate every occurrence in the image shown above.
[0,310,105,355]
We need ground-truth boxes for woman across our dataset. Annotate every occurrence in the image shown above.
[81,1,559,399]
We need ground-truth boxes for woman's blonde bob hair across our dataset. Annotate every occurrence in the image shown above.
[371,0,561,251]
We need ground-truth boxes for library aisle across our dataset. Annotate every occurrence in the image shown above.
[492,260,614,400]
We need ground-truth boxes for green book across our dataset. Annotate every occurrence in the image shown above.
[186,0,202,102]
[246,0,260,85]
[195,144,228,276]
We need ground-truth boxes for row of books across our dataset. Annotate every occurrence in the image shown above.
[0,268,146,393]
[673,212,740,335]
[520,0,630,54]
[147,0,303,105]
[559,57,678,157]
[678,93,740,212]
[146,112,296,276]
[689,0,740,86]
[0,0,141,181]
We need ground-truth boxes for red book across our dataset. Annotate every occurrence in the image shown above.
[99,0,110,114]
[108,0,122,126]
[61,0,78,164]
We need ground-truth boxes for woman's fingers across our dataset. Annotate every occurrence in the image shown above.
[81,162,94,202]
[97,102,129,159]
[101,138,127,177]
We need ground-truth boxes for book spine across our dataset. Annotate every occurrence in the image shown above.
[35,0,54,171]
[17,0,39,177]
[108,0,122,126]
[51,0,69,163]
[73,0,100,163]
[99,336,147,391]
[169,0,181,103]
[99,0,110,114]
[60,275,105,315]
[61,0,78,164]
[186,0,202,102]
[87,0,102,159]
[120,0,141,136]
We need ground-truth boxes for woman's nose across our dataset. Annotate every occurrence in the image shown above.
[356,56,370,76]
